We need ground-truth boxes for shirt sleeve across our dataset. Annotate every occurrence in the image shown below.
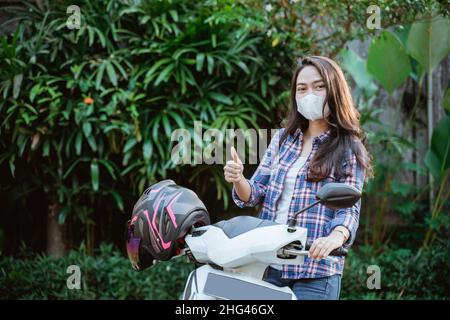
[232,128,284,208]
[325,147,366,248]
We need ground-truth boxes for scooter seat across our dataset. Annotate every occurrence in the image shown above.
[213,215,279,239]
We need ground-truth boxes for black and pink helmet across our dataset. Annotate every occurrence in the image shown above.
[126,179,210,270]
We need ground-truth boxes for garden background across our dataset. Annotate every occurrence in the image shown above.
[0,0,449,299]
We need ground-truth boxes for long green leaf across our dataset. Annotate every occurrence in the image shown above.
[91,159,100,191]
[209,92,232,105]
[106,62,117,86]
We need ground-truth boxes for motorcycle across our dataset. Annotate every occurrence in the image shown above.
[176,182,361,300]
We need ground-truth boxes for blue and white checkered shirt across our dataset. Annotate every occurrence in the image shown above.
[232,128,366,279]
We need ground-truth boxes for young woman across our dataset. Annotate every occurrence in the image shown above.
[223,56,373,300]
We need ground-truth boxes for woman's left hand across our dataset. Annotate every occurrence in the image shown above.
[309,232,345,260]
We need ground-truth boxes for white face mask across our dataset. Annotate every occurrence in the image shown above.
[296,93,330,121]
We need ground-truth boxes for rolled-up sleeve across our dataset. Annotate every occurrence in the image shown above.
[325,149,366,248]
[232,128,284,208]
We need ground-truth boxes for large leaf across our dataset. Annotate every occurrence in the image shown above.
[424,115,450,179]
[367,31,411,94]
[406,16,450,74]
[425,149,441,179]
[443,88,450,113]
[340,48,378,95]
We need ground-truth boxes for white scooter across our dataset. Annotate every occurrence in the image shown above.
[178,182,361,300]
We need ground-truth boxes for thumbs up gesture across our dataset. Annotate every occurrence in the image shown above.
[224,146,244,183]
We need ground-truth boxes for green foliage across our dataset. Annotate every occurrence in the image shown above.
[0,0,294,233]
[1,0,449,300]
[2,241,449,300]
[340,48,377,96]
[340,19,450,248]
[350,92,424,246]
[406,15,450,74]
[0,244,194,299]
[1,0,447,252]
[367,31,412,94]
[443,88,450,113]
[425,115,450,179]
[342,240,450,300]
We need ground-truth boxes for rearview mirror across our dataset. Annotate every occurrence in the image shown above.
[315,183,361,210]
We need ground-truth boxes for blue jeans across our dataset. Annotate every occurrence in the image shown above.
[263,266,341,300]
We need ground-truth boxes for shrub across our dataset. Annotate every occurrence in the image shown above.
[2,241,449,299]
[0,244,194,299]
[341,240,450,300]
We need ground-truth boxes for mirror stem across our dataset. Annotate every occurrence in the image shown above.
[287,199,321,232]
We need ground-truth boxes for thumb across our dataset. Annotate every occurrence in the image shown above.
[230,146,240,164]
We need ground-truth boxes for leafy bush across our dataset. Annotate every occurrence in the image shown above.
[1,0,446,255]
[0,0,295,253]
[0,244,194,299]
[1,241,449,299]
[342,240,450,300]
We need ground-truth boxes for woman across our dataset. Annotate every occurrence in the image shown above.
[223,56,373,300]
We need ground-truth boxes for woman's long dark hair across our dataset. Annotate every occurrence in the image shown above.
[280,56,373,182]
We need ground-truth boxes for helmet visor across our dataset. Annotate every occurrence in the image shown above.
[126,221,141,271]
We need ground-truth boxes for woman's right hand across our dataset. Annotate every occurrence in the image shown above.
[224,146,244,183]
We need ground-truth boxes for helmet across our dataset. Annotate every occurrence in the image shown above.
[125,179,210,270]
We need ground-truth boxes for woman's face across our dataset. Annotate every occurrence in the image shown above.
[295,65,327,99]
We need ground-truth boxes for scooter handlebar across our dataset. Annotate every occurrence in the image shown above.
[329,247,348,257]
[305,240,348,257]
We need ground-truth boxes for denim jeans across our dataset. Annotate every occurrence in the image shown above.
[263,266,341,300]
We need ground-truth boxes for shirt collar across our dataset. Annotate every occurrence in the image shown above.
[294,128,332,145]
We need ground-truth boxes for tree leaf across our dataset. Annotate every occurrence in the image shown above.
[162,114,171,137]
[98,159,117,180]
[123,138,137,153]
[406,16,450,73]
[169,9,178,22]
[425,115,450,179]
[95,62,106,90]
[442,88,450,113]
[424,149,441,179]
[236,61,249,74]
[340,48,378,95]
[75,131,83,156]
[63,157,89,179]
[86,134,98,151]
[145,58,171,81]
[143,140,152,161]
[58,207,69,225]
[106,62,117,86]
[207,55,214,75]
[196,53,205,72]
[30,84,41,103]
[82,122,92,138]
[367,31,411,94]
[91,159,100,191]
[110,190,124,211]
[209,92,232,105]
[154,64,175,86]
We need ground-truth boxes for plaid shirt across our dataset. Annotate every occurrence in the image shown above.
[232,128,366,279]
